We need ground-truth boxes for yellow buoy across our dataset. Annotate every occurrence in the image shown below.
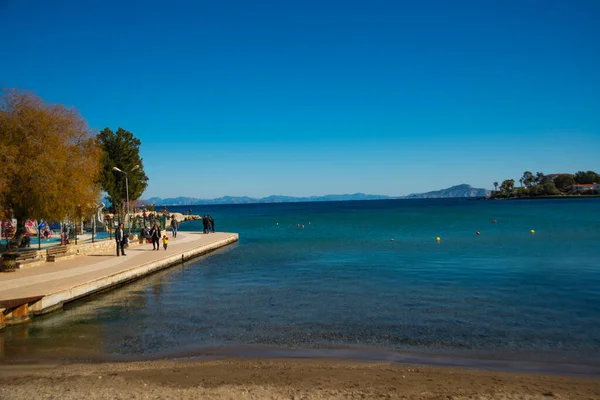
[436,237,441,242]
[530,229,535,234]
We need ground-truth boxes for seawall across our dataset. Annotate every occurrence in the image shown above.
[0,232,238,328]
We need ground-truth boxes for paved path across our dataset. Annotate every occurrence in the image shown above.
[0,232,237,303]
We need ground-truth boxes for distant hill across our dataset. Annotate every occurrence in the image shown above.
[144,185,490,205]
[145,196,256,206]
[403,184,490,199]
[144,193,390,206]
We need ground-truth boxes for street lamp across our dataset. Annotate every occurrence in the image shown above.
[113,165,139,234]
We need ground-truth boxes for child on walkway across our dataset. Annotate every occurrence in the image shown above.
[163,235,169,250]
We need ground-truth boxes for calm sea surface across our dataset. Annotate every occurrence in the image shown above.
[2,198,600,371]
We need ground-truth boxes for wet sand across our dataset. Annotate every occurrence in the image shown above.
[1,358,599,399]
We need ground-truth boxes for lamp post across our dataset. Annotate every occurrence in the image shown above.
[113,165,139,235]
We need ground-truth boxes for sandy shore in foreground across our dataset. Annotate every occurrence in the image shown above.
[1,359,598,399]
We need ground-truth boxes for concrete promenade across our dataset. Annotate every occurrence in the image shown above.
[0,231,238,328]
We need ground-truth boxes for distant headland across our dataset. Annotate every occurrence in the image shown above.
[491,170,599,199]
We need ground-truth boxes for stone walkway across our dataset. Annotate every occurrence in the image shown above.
[0,231,237,303]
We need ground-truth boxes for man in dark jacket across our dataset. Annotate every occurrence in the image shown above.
[115,223,126,256]
[202,215,208,234]
[170,215,178,238]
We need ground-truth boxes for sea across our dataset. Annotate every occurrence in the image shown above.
[1,198,600,374]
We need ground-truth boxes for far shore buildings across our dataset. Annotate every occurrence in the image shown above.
[544,173,598,193]
[571,183,600,193]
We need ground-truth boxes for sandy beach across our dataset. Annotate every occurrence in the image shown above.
[1,358,599,399]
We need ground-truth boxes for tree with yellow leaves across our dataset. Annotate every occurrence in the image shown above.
[0,89,102,250]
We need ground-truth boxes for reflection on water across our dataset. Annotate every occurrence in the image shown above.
[1,271,158,361]
[1,199,599,374]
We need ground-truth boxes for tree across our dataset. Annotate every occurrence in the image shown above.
[521,171,534,187]
[500,179,515,196]
[543,182,560,195]
[0,89,101,250]
[0,131,10,200]
[573,170,599,184]
[493,182,498,192]
[97,128,148,219]
[553,174,575,192]
[531,182,560,196]
[535,172,547,185]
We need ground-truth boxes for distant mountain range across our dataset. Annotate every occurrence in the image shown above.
[144,184,489,206]
[145,193,390,206]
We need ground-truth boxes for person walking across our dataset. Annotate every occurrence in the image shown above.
[170,215,178,238]
[202,215,208,234]
[150,223,161,251]
[115,223,126,256]
[62,224,69,245]
[208,215,215,233]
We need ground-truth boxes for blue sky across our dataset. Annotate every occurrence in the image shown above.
[1,0,599,198]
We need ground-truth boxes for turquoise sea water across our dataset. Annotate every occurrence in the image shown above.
[1,198,599,372]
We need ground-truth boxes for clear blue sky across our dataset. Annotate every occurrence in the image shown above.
[2,0,599,198]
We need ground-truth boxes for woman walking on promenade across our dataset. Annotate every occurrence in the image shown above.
[150,223,161,251]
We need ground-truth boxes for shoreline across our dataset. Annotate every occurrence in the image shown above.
[486,194,600,200]
[1,357,599,399]
[3,344,600,378]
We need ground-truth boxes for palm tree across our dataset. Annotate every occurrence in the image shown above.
[518,178,524,197]
[501,179,515,198]
[493,181,498,192]
[507,179,515,193]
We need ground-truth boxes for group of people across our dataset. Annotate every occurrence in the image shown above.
[116,223,169,256]
[141,210,161,226]
[202,215,215,233]
[142,223,169,251]
[115,213,215,256]
[15,228,51,248]
[61,224,75,245]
